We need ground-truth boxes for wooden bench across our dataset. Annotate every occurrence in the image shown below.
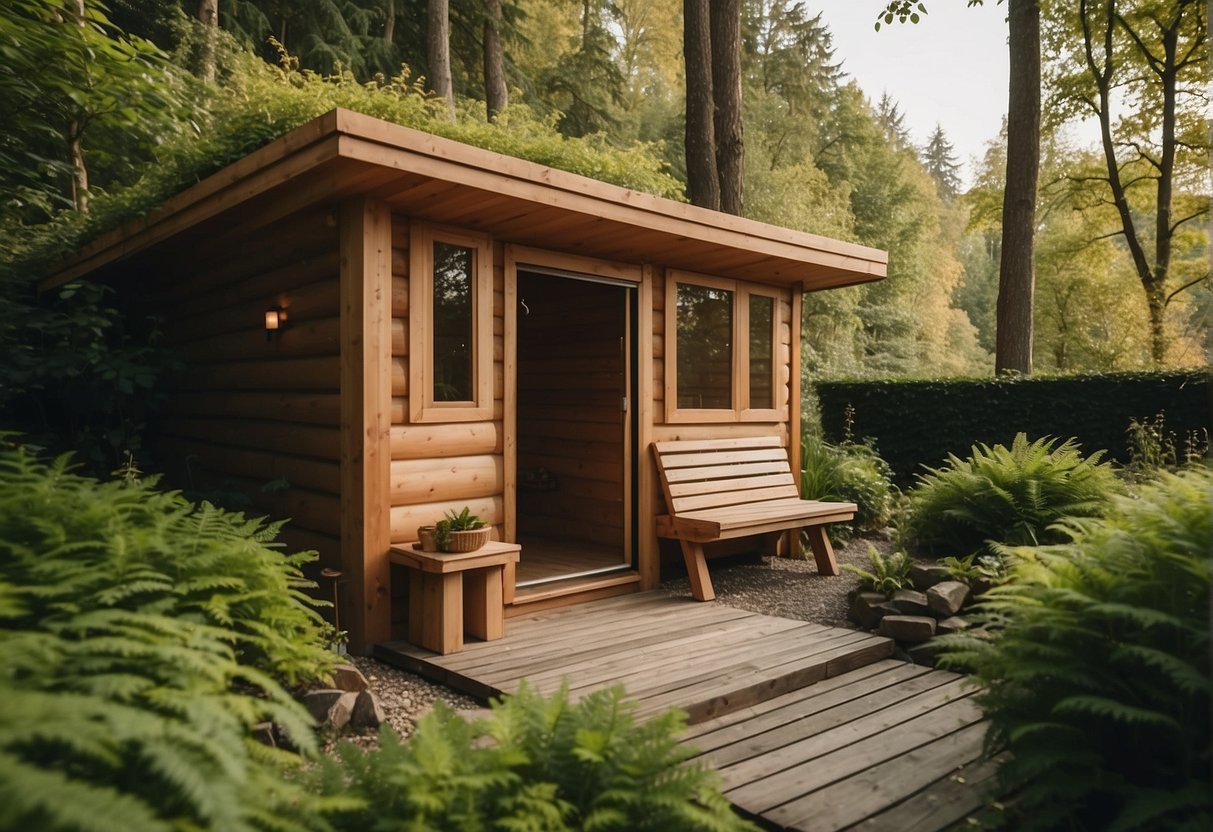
[653,437,856,602]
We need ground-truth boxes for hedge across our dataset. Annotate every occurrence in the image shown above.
[815,371,1210,484]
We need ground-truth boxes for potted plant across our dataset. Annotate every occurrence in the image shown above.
[417,525,439,552]
[436,507,490,553]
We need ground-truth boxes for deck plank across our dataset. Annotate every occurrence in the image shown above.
[373,591,997,832]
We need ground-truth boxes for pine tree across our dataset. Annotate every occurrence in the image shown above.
[922,123,961,198]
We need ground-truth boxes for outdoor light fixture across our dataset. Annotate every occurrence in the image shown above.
[265,305,285,341]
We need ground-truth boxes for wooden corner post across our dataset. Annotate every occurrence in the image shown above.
[340,198,393,652]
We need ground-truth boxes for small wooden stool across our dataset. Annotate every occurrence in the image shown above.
[390,541,521,654]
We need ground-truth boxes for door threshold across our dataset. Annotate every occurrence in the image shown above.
[507,571,641,616]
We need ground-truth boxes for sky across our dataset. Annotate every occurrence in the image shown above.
[811,2,1011,189]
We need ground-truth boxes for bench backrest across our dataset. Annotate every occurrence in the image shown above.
[652,436,801,515]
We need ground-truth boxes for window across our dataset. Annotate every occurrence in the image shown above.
[409,224,493,423]
[664,272,784,423]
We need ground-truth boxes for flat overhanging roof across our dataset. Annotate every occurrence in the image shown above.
[43,108,887,291]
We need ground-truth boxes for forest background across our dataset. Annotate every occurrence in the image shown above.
[2,0,1208,383]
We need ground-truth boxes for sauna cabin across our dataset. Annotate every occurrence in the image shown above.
[43,109,887,651]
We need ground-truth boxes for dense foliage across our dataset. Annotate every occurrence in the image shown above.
[0,442,333,831]
[312,682,755,831]
[816,371,1210,482]
[940,467,1212,831]
[799,433,896,541]
[904,433,1120,558]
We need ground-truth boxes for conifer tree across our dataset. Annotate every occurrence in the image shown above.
[922,123,962,198]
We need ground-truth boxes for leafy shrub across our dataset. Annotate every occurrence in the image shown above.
[1124,410,1209,483]
[0,442,334,831]
[904,433,1120,558]
[939,467,1212,831]
[800,416,896,541]
[842,547,913,593]
[313,682,755,831]
[0,279,177,475]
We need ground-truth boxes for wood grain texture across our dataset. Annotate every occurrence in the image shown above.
[339,197,394,651]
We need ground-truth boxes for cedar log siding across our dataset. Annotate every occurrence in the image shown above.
[147,208,343,565]
[388,220,507,543]
[646,268,795,566]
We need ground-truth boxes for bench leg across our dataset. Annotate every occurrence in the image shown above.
[679,539,715,601]
[409,571,464,654]
[804,526,839,576]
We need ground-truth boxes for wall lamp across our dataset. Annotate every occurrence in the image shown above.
[265,305,286,341]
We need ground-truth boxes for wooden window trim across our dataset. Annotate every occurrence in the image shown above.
[408,222,494,423]
[740,282,784,422]
[664,270,787,424]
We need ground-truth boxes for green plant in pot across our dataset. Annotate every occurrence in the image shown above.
[436,507,489,553]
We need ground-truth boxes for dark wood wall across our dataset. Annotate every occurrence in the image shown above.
[516,273,626,550]
[143,207,343,567]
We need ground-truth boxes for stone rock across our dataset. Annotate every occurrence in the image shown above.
[906,641,941,667]
[877,615,937,643]
[850,592,892,629]
[936,616,971,636]
[301,689,345,723]
[328,691,360,730]
[890,589,931,616]
[351,690,386,730]
[331,663,371,693]
[927,581,971,617]
[909,563,950,591]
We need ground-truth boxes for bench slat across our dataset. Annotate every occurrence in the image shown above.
[659,448,790,469]
[663,460,792,483]
[671,484,803,513]
[653,436,783,453]
[667,472,796,498]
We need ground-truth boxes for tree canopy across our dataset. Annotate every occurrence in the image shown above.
[1,0,1206,380]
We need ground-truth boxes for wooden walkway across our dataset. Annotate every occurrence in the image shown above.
[374,592,998,831]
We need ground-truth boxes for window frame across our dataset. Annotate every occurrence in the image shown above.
[408,222,494,423]
[664,270,786,424]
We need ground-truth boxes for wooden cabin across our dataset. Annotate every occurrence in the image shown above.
[44,109,886,652]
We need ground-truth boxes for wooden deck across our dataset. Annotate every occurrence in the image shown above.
[374,592,998,831]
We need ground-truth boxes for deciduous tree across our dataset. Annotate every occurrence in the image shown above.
[1049,0,1208,365]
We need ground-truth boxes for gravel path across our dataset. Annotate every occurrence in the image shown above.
[344,533,897,742]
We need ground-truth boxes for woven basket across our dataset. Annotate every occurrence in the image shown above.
[441,527,491,553]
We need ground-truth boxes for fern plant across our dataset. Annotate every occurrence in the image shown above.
[904,433,1120,558]
[0,442,334,831]
[939,467,1212,831]
[313,682,756,831]
[842,546,913,593]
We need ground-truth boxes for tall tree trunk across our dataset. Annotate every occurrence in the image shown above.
[427,0,456,119]
[68,119,88,213]
[994,0,1040,375]
[709,0,743,215]
[483,0,508,120]
[197,0,219,83]
[68,0,89,212]
[683,0,719,210]
[384,0,396,43]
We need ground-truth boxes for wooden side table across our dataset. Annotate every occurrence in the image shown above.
[389,541,521,655]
